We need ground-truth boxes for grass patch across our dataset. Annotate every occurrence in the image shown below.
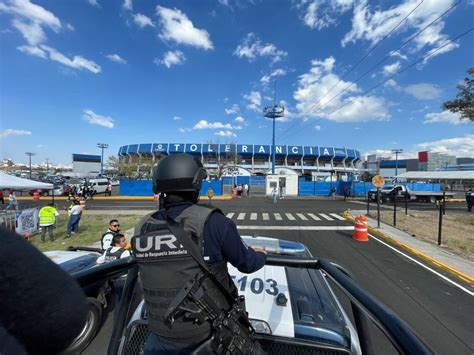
[30,214,143,252]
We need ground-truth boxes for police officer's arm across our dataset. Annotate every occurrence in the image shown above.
[209,213,266,273]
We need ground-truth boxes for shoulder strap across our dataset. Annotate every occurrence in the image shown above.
[166,217,236,305]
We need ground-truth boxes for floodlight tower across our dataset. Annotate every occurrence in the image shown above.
[391,149,403,181]
[263,83,285,175]
[25,152,35,179]
[97,143,109,176]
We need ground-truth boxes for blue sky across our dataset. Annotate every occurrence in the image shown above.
[1,0,473,166]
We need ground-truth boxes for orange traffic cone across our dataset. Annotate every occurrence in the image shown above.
[353,215,369,242]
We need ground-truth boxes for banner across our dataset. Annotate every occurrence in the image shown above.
[16,208,39,235]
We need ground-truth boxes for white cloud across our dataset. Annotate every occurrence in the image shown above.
[390,50,408,60]
[132,13,154,28]
[383,61,400,75]
[423,111,464,125]
[123,0,132,11]
[156,6,213,50]
[154,50,186,68]
[193,120,233,130]
[0,128,32,138]
[384,78,400,89]
[234,116,245,124]
[300,0,352,30]
[234,33,287,64]
[215,130,236,137]
[417,135,474,157]
[225,104,239,115]
[178,127,190,133]
[363,149,416,159]
[106,53,126,64]
[244,91,261,112]
[342,0,459,64]
[82,110,114,128]
[17,44,46,58]
[87,0,100,7]
[314,125,321,131]
[404,83,441,100]
[293,56,389,122]
[173,116,182,121]
[260,68,286,85]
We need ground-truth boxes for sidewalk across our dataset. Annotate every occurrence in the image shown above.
[346,210,474,285]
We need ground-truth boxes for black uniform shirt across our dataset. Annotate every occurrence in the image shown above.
[155,202,266,273]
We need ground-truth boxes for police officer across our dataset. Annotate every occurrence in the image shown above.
[132,154,267,355]
[466,188,473,212]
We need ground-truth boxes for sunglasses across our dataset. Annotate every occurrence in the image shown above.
[111,224,120,227]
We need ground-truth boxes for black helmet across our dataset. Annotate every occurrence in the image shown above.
[152,154,207,194]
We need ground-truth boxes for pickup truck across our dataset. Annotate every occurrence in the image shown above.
[368,184,455,203]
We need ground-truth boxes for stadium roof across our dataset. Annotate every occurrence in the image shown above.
[396,171,474,180]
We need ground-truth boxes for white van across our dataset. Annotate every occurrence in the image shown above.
[86,178,110,195]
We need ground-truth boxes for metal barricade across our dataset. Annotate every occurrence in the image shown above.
[0,210,17,231]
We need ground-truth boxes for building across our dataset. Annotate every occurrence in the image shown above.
[418,151,456,171]
[118,143,362,180]
[72,154,101,177]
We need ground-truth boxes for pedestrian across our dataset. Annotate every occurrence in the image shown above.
[0,189,4,204]
[96,233,131,264]
[65,200,82,239]
[100,219,121,251]
[466,188,473,212]
[207,187,214,205]
[105,183,112,196]
[343,186,350,201]
[331,186,337,200]
[243,183,249,197]
[272,186,278,204]
[237,184,243,198]
[132,154,266,354]
[39,203,59,242]
[5,190,19,212]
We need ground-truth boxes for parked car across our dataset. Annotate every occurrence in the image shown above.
[368,184,455,203]
[85,178,110,195]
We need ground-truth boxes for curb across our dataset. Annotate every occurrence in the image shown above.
[17,195,234,201]
[343,211,474,287]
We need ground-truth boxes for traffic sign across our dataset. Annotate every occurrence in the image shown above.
[372,175,385,188]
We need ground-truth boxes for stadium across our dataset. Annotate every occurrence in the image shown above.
[118,143,362,180]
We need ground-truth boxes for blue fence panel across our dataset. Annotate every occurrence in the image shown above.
[298,182,314,196]
[200,180,223,196]
[314,182,337,196]
[119,180,153,196]
[250,176,266,186]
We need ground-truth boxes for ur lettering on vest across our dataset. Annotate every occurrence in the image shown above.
[39,206,57,226]
[132,205,234,345]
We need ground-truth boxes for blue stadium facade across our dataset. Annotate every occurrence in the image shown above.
[118,143,362,175]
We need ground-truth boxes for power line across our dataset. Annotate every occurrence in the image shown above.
[278,0,425,139]
[279,0,461,141]
[280,26,474,141]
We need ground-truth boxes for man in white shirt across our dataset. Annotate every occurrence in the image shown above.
[100,219,120,251]
[65,200,82,239]
[97,234,131,264]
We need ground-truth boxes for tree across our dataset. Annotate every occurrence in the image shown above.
[442,68,474,122]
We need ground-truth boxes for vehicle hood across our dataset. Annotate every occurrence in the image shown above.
[45,251,98,273]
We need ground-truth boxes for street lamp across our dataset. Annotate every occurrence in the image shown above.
[263,104,285,175]
[97,143,109,176]
[391,149,403,182]
[25,152,35,179]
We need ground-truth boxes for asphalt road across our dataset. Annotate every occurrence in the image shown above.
[73,197,472,354]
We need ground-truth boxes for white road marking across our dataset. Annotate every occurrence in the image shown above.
[226,213,235,219]
[285,213,296,220]
[319,213,334,221]
[262,213,269,220]
[369,234,474,296]
[308,213,321,221]
[274,213,282,221]
[237,213,246,220]
[296,213,308,220]
[250,213,258,220]
[237,225,354,231]
[330,213,346,221]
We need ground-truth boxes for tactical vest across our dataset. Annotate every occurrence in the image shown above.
[104,247,125,263]
[101,231,116,251]
[132,205,236,345]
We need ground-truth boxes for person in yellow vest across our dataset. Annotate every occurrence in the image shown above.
[39,203,59,242]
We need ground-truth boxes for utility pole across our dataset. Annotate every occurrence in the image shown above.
[45,158,49,174]
[391,149,403,183]
[97,143,109,176]
[25,152,35,179]
[263,81,284,175]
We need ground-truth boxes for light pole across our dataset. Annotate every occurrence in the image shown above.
[391,149,403,182]
[25,152,35,179]
[97,143,109,176]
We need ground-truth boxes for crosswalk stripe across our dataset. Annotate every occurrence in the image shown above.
[274,213,282,221]
[296,213,308,220]
[226,213,234,219]
[250,213,257,220]
[285,213,296,221]
[262,213,269,220]
[237,213,246,220]
[308,213,321,221]
[319,213,334,221]
[329,213,346,221]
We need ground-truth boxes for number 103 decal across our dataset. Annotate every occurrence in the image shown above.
[231,275,279,296]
